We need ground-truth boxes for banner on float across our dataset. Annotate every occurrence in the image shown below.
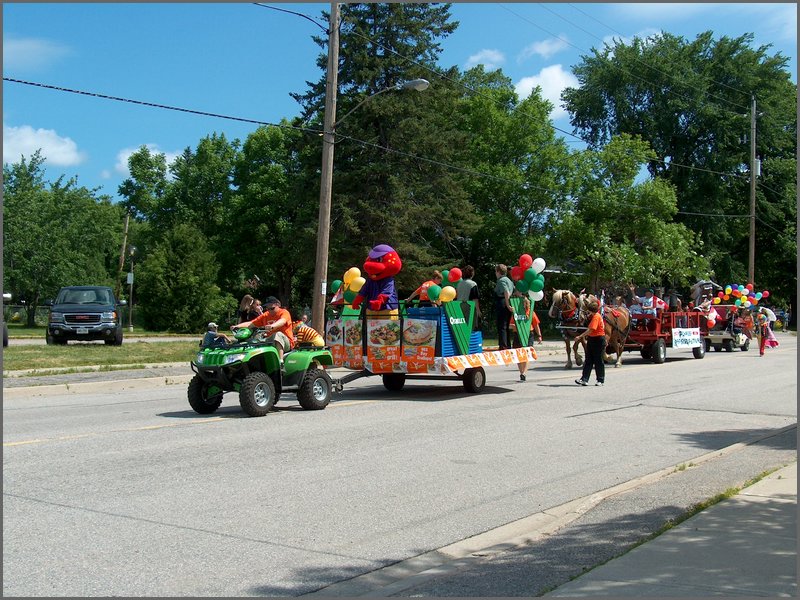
[671,328,702,348]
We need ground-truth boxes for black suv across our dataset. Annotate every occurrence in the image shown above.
[45,286,127,345]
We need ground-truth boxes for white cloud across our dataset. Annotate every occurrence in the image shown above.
[2,37,72,72]
[114,145,181,178]
[602,28,662,50]
[100,170,112,180]
[515,65,579,120]
[464,49,505,71]
[3,123,86,166]
[518,37,570,62]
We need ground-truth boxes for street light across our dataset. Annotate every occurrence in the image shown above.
[128,245,137,333]
[310,3,431,334]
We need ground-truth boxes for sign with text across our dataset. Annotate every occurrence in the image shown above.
[671,328,702,348]
[402,318,437,366]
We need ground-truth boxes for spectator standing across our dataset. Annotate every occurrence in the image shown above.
[235,296,294,361]
[574,299,606,386]
[494,264,514,350]
[510,292,542,382]
[406,270,443,304]
[456,265,482,329]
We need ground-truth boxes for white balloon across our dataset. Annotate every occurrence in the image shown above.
[532,257,546,274]
[529,289,544,301]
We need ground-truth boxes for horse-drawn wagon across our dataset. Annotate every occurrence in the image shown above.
[624,308,707,363]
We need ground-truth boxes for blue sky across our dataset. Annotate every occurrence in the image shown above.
[3,3,796,199]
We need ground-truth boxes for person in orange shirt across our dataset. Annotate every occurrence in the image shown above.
[510,292,542,382]
[234,296,294,361]
[574,299,606,386]
[405,270,443,305]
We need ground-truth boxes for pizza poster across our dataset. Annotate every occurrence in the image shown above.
[402,318,437,365]
[325,319,345,364]
[343,319,364,369]
[366,319,402,367]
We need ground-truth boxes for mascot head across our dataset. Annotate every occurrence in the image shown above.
[363,244,402,281]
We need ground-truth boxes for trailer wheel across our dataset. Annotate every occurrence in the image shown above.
[651,339,667,364]
[692,343,705,359]
[382,373,406,391]
[239,372,276,417]
[297,367,332,410]
[722,339,734,352]
[741,338,750,351]
[188,375,223,414]
[640,346,652,360]
[463,367,486,393]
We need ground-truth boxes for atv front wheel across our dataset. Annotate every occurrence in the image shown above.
[239,372,276,417]
[188,375,224,414]
[297,367,332,410]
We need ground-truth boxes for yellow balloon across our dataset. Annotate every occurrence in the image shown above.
[439,285,456,303]
[713,297,721,304]
[343,267,361,285]
[349,276,366,293]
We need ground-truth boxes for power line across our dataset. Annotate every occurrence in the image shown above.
[252,3,328,32]
[3,77,323,136]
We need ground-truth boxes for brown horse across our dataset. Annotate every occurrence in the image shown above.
[548,289,589,369]
[549,290,632,368]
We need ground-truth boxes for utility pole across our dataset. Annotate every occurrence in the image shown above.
[115,212,130,300]
[311,1,340,335]
[748,94,756,284]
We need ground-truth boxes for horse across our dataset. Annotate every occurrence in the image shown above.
[549,290,632,369]
[548,289,589,369]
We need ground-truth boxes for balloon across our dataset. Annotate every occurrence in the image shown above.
[738,285,745,293]
[744,301,752,308]
[523,267,537,283]
[518,254,533,269]
[427,284,442,302]
[717,291,724,298]
[516,279,530,293]
[732,290,741,297]
[331,279,343,294]
[723,294,730,301]
[532,257,547,274]
[343,267,361,285]
[734,299,742,306]
[349,276,366,293]
[344,289,357,303]
[439,286,456,303]
[755,292,762,300]
[707,320,715,328]
[529,289,544,301]
[441,269,449,284]
[448,267,462,283]
[750,298,758,305]
[529,277,545,293]
[762,290,770,298]
[510,266,524,281]
[725,286,732,295]
[746,283,754,291]
[713,297,721,304]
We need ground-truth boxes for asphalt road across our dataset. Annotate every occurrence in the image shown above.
[3,336,796,596]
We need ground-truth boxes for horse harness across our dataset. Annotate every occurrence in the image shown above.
[557,294,587,340]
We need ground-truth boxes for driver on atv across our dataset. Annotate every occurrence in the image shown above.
[233,296,295,362]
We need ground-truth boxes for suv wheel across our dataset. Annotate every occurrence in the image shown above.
[188,375,223,414]
[297,367,332,410]
[239,372,276,417]
[105,328,124,346]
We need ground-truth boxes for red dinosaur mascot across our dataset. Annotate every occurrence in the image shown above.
[351,244,402,317]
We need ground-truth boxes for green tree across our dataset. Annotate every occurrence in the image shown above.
[3,153,124,325]
[135,223,236,332]
[117,146,168,223]
[562,31,796,304]
[548,135,709,291]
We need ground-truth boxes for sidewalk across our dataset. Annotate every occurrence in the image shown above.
[546,462,797,597]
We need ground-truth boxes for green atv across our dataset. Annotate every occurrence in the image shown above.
[188,328,334,417]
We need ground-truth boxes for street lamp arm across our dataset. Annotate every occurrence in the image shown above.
[332,79,430,130]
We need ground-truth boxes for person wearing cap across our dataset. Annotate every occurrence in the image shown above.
[234,296,294,361]
[201,322,232,349]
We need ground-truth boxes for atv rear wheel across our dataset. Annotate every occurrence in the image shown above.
[188,375,223,414]
[239,372,276,417]
[297,367,332,410]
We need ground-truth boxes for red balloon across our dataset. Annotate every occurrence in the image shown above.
[745,283,754,291]
[717,291,724,298]
[510,266,523,281]
[518,254,533,270]
[448,267,462,283]
[707,320,715,328]
[762,290,770,298]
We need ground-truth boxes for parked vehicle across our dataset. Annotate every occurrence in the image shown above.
[189,328,335,417]
[45,286,126,345]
